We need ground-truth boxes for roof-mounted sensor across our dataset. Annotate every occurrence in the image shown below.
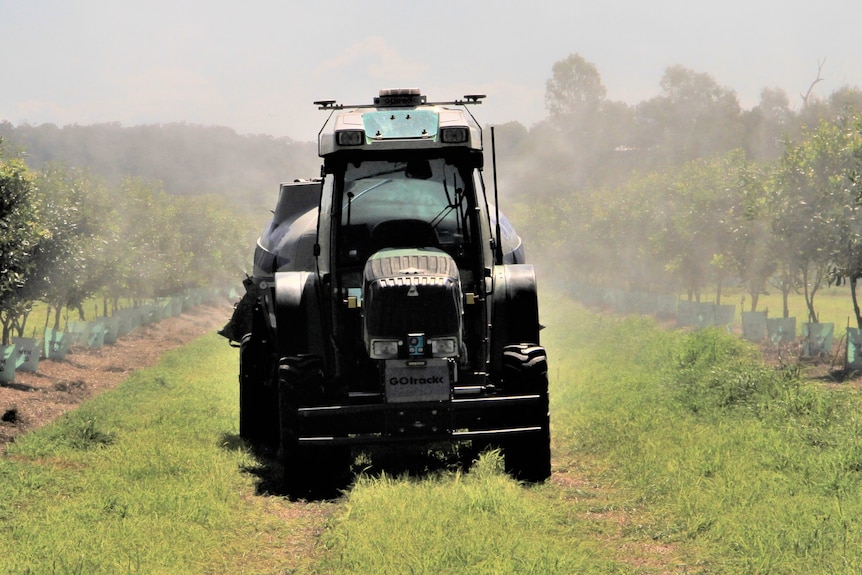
[374,88,426,107]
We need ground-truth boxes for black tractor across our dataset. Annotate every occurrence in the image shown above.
[221,89,550,491]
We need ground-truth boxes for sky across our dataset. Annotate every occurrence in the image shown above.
[2,0,861,142]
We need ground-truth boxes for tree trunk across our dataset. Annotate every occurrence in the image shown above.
[14,309,30,338]
[52,304,63,331]
[802,268,818,323]
[852,276,862,329]
[1,320,11,347]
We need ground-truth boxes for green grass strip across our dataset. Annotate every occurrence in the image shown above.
[0,333,324,575]
[309,452,627,575]
[544,293,862,573]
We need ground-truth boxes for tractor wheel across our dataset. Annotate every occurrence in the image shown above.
[499,415,551,482]
[238,334,278,448]
[278,355,352,497]
[501,344,548,392]
[499,344,551,482]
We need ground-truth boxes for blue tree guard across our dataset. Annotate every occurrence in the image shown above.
[846,327,862,372]
[802,322,833,357]
[767,317,796,345]
[0,345,16,384]
[12,337,40,372]
[43,327,68,361]
[742,311,768,342]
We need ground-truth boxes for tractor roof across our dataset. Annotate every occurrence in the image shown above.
[315,88,485,156]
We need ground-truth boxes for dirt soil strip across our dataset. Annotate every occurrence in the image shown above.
[0,303,233,450]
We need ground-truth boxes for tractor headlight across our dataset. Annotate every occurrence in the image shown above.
[336,130,365,146]
[370,339,400,359]
[428,337,458,358]
[440,127,469,144]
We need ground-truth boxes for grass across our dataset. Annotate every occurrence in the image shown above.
[309,453,626,575]
[544,292,862,573]
[5,293,862,573]
[0,333,326,575]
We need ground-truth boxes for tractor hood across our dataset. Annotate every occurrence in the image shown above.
[362,247,463,360]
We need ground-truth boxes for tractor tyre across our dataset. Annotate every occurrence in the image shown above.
[499,414,551,482]
[278,355,352,497]
[501,344,548,392]
[238,334,278,448]
[499,344,551,482]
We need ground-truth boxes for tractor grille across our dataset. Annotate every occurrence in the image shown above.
[363,249,462,339]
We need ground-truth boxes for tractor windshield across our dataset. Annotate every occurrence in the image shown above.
[339,157,475,254]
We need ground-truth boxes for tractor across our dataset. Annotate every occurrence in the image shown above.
[221,88,550,490]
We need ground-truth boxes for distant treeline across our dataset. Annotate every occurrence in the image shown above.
[0,121,320,210]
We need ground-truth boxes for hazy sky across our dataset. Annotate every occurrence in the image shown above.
[2,0,861,141]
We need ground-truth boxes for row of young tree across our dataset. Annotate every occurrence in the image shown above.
[0,139,253,346]
[500,54,862,328]
[4,52,860,334]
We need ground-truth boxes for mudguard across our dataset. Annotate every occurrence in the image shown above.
[490,264,541,375]
[274,271,322,356]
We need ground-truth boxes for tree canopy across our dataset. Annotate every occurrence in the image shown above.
[0,147,254,344]
[502,52,862,325]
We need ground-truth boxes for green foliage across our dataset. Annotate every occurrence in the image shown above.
[770,118,862,322]
[672,328,775,412]
[497,57,862,324]
[545,53,606,121]
[46,414,118,450]
[513,107,862,324]
[0,158,255,336]
[0,156,40,345]
[645,65,744,165]
[31,165,113,330]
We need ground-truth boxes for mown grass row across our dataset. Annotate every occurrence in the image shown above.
[0,333,327,575]
[548,294,862,573]
[4,294,862,573]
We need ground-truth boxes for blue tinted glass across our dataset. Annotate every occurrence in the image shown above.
[362,110,439,139]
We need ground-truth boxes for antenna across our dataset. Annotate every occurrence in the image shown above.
[491,126,503,264]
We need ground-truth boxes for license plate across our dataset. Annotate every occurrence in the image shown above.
[384,359,451,403]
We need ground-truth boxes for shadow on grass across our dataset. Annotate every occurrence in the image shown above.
[220,432,484,502]
[220,432,344,501]
[219,433,293,496]
[353,442,480,479]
